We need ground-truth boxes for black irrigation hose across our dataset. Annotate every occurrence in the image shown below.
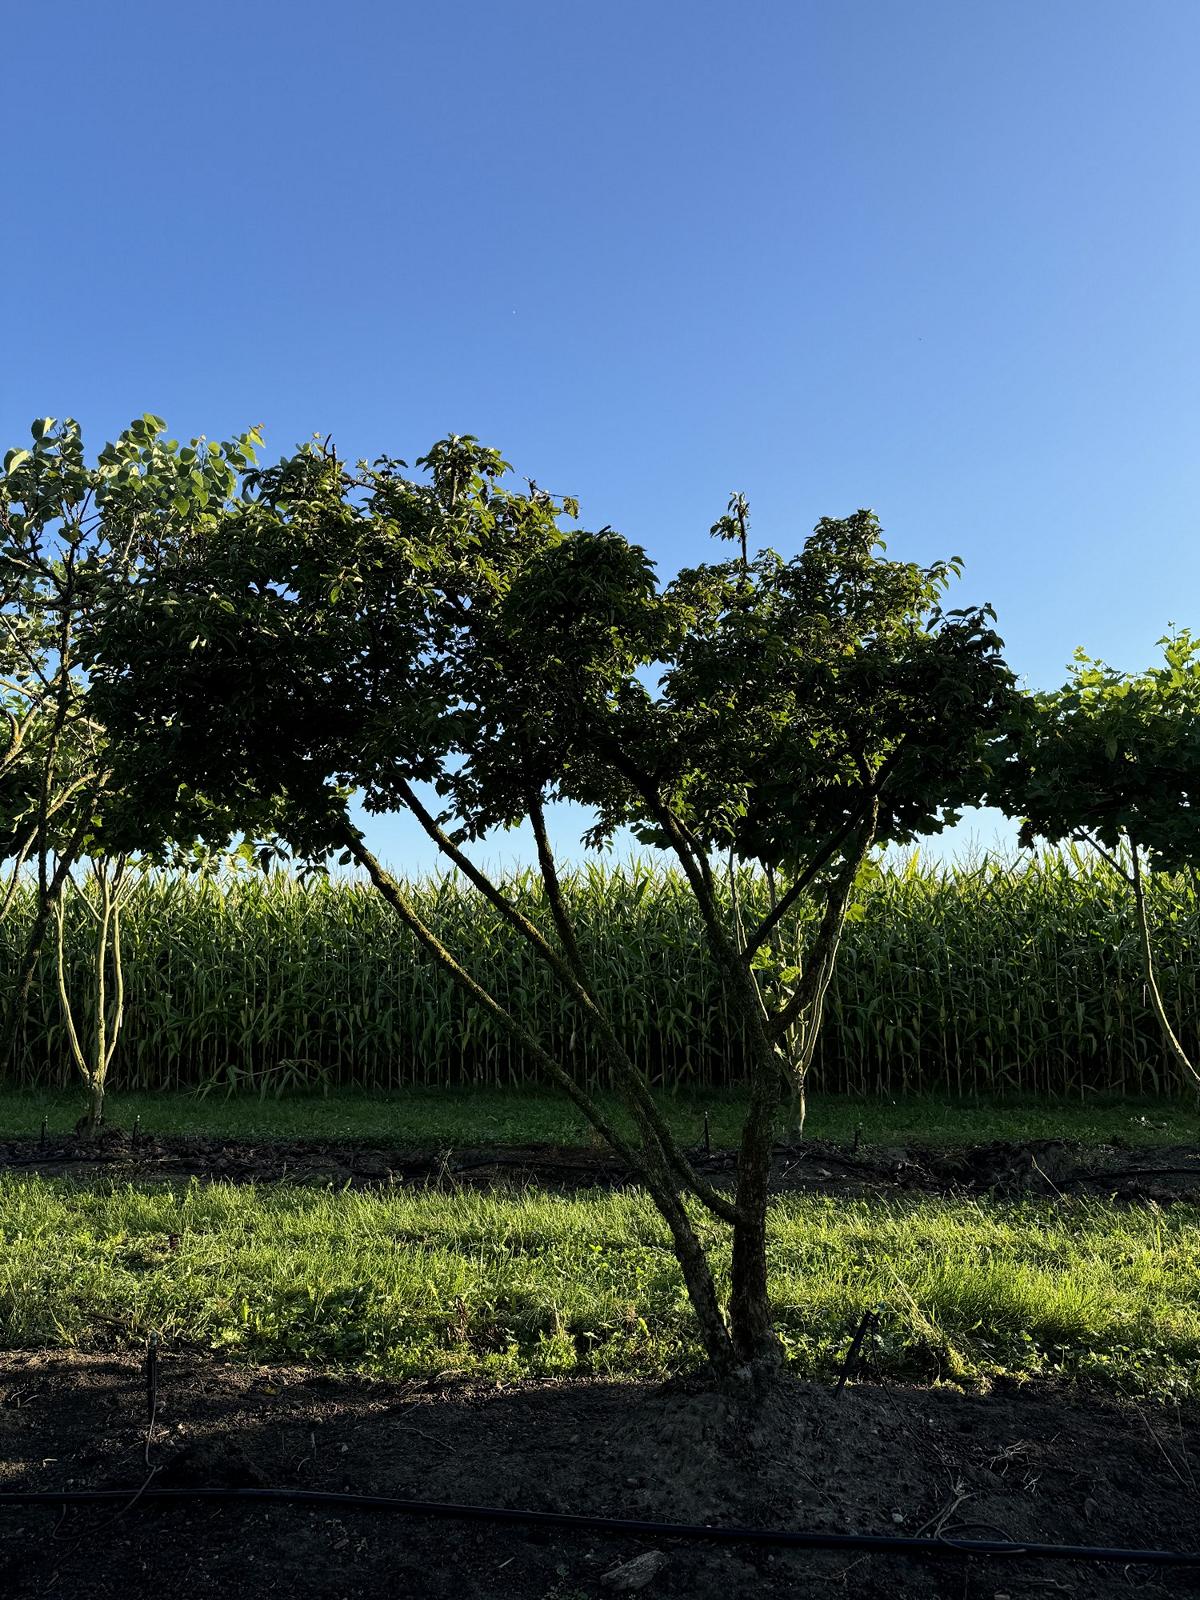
[1,1486,1197,1568]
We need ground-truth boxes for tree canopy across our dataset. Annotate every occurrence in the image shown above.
[89,433,1019,889]
[998,631,1200,1090]
[1006,632,1200,873]
[0,414,263,1122]
[81,422,1023,1372]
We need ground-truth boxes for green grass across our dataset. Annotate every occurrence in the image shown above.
[0,1174,1196,1397]
[3,1085,1200,1149]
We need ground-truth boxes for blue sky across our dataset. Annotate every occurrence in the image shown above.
[3,1,1196,873]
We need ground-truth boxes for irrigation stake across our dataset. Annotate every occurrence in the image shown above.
[703,1111,711,1156]
[834,1307,880,1395]
[39,1116,47,1151]
[132,1114,141,1148]
[145,1333,159,1432]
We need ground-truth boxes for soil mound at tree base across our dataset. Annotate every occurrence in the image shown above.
[0,1353,1196,1597]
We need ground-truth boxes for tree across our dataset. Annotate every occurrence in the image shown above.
[998,633,1200,1092]
[0,415,261,1128]
[90,428,1018,1376]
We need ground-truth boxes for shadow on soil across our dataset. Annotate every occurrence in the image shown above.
[6,1127,1200,1203]
[0,1352,1197,1598]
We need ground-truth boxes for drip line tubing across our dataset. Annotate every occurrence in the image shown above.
[0,1485,1196,1567]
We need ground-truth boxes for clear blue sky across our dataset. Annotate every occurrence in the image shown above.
[4,1,1196,873]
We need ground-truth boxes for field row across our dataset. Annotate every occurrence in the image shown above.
[5,853,1200,1099]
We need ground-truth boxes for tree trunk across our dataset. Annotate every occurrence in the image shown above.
[728,1072,784,1370]
[77,1076,105,1137]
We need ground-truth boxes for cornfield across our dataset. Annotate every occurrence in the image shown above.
[3,851,1198,1099]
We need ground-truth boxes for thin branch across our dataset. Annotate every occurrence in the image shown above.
[746,745,904,960]
[341,824,737,1368]
[770,803,878,1042]
[103,858,130,1073]
[526,791,739,1224]
[343,828,650,1176]
[0,834,34,922]
[597,743,733,959]
[52,893,87,1079]
[742,808,868,961]
[397,779,738,1224]
[1076,828,1134,886]
[1130,839,1200,1090]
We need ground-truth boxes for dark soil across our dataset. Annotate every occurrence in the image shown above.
[0,1353,1197,1598]
[4,1126,1200,1203]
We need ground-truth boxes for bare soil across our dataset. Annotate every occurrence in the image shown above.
[4,1126,1200,1203]
[0,1353,1197,1599]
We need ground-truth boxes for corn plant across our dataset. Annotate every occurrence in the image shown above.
[4,851,1197,1103]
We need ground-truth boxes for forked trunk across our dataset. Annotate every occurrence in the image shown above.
[77,1076,105,1137]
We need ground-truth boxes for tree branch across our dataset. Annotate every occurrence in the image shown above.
[342,823,738,1368]
[395,779,739,1224]
[742,808,868,962]
[525,790,740,1224]
[769,802,878,1043]
[1130,838,1200,1091]
[745,744,902,961]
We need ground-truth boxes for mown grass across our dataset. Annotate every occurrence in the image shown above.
[0,1174,1196,1397]
[2,1085,1198,1149]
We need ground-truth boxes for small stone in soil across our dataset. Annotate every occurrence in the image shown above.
[600,1550,669,1591]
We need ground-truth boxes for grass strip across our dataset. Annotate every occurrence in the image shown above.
[0,1174,1196,1397]
[2,1087,1198,1149]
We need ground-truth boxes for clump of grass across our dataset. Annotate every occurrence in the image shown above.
[0,1176,1196,1397]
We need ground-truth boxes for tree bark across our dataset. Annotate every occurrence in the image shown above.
[728,1072,784,1367]
[79,1075,105,1136]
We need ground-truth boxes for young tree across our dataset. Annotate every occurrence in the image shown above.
[999,634,1200,1091]
[0,415,261,1127]
[90,429,1018,1376]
